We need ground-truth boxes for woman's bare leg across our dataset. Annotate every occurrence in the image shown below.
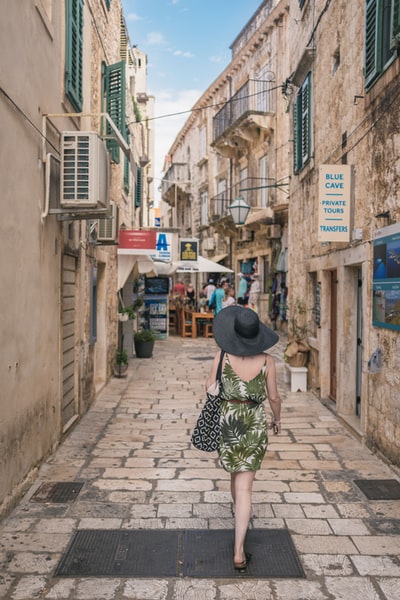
[231,471,256,564]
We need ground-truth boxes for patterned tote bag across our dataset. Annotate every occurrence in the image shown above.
[191,351,225,452]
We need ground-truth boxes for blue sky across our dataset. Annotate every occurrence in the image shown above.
[121,0,263,192]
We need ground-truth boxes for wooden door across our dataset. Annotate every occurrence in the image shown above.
[329,270,337,402]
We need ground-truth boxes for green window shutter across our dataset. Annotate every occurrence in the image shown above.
[293,96,301,174]
[301,74,311,165]
[65,0,84,111]
[365,0,379,85]
[135,167,142,208]
[105,0,111,8]
[104,61,126,163]
[391,0,400,48]
[124,129,130,193]
[293,74,311,173]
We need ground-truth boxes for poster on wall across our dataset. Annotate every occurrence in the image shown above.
[372,222,400,331]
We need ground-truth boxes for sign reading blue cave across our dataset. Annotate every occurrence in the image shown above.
[372,222,400,331]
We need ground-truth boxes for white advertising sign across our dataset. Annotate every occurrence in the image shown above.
[318,164,351,242]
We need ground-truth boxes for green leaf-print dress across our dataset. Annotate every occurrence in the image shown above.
[218,354,268,472]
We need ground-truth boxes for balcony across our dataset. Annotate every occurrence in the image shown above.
[212,78,275,158]
[161,163,190,206]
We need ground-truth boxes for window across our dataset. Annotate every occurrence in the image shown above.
[293,73,311,173]
[200,125,207,159]
[65,0,84,111]
[259,155,269,207]
[134,167,142,208]
[103,61,126,163]
[216,179,226,217]
[365,0,400,88]
[200,190,208,225]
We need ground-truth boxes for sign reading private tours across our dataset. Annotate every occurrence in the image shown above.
[318,165,351,242]
[372,222,400,331]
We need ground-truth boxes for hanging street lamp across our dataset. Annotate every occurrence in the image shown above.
[228,196,251,225]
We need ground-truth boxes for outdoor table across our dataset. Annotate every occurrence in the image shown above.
[191,311,213,338]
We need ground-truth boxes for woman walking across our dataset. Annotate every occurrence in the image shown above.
[206,306,281,571]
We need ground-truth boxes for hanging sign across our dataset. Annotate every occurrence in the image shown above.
[179,239,198,262]
[318,165,351,242]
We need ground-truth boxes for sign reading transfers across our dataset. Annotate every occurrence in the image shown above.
[318,165,351,242]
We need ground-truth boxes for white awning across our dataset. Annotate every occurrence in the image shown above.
[211,253,228,263]
[176,255,233,273]
[117,250,158,289]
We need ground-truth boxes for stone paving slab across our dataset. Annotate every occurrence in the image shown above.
[1,334,400,599]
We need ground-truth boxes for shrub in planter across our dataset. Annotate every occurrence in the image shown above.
[113,349,128,377]
[134,329,155,358]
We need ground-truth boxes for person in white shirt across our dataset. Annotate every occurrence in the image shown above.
[222,285,235,309]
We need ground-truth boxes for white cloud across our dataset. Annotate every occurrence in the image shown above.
[125,12,142,22]
[146,31,165,45]
[173,50,195,58]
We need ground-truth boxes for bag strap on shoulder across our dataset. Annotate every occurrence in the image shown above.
[216,350,225,384]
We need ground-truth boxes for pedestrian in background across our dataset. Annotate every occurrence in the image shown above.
[172,279,186,296]
[207,306,281,571]
[204,278,216,307]
[237,272,248,306]
[209,280,227,315]
[249,274,261,313]
[222,285,235,309]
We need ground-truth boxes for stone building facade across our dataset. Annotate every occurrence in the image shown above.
[0,0,152,517]
[162,0,291,320]
[287,0,400,464]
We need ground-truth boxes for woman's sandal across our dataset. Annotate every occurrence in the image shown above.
[234,552,252,572]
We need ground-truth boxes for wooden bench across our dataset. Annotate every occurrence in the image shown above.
[284,364,308,392]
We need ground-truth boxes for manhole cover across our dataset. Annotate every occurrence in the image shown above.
[31,482,84,503]
[354,479,400,500]
[55,529,305,578]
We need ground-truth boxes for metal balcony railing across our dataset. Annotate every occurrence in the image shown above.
[213,77,275,142]
[209,179,258,220]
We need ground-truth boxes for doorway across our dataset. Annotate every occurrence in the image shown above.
[329,270,337,402]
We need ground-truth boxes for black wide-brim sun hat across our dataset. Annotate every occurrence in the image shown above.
[213,305,279,356]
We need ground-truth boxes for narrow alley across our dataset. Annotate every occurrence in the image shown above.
[1,334,400,600]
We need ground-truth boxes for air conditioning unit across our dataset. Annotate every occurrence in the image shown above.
[61,132,109,209]
[98,202,118,243]
[266,224,281,239]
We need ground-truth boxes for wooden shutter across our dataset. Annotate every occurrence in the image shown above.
[65,0,84,111]
[301,74,311,165]
[365,0,378,85]
[293,93,302,173]
[135,167,142,207]
[105,61,126,163]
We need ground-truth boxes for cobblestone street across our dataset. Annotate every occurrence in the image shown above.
[1,334,400,599]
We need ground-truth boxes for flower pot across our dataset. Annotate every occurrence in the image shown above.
[287,351,308,368]
[134,339,154,358]
[113,361,128,377]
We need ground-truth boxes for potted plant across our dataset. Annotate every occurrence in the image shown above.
[283,297,310,367]
[113,348,128,377]
[134,329,156,358]
[118,305,136,321]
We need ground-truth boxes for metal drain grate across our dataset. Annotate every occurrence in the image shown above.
[55,530,180,577]
[31,482,84,503]
[55,529,305,578]
[184,529,305,578]
[354,479,400,500]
